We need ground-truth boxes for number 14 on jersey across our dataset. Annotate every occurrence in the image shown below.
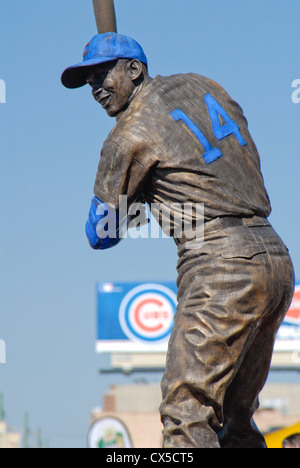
[170,93,246,164]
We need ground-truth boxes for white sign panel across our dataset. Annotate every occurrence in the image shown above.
[88,417,133,449]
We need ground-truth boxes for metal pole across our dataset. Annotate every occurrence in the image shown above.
[0,393,4,421]
[24,412,29,448]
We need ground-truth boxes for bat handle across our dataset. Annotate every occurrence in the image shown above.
[92,0,117,34]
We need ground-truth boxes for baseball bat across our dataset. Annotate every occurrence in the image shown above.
[92,0,117,34]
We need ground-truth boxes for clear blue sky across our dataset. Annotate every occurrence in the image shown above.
[0,0,299,448]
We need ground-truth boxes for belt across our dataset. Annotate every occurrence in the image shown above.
[174,215,271,246]
[218,215,270,229]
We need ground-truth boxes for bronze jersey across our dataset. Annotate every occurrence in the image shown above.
[94,73,271,222]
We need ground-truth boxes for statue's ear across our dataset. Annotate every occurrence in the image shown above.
[126,60,143,81]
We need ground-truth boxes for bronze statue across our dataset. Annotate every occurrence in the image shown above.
[61,1,295,448]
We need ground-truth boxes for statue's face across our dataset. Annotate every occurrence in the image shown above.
[86,60,136,118]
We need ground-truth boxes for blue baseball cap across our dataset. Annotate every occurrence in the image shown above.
[61,32,148,89]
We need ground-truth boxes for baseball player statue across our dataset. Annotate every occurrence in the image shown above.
[61,1,295,449]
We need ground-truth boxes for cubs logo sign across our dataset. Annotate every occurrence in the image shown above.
[119,284,177,344]
[286,284,300,324]
[97,281,300,354]
[276,283,300,348]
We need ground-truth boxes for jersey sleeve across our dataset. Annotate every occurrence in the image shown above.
[93,136,158,210]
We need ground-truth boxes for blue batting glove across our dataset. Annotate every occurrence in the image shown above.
[85,196,121,250]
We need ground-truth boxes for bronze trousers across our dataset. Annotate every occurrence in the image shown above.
[160,216,295,448]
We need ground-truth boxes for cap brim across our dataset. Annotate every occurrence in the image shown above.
[61,56,117,89]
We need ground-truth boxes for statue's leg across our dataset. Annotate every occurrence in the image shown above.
[160,261,260,449]
[218,290,294,448]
